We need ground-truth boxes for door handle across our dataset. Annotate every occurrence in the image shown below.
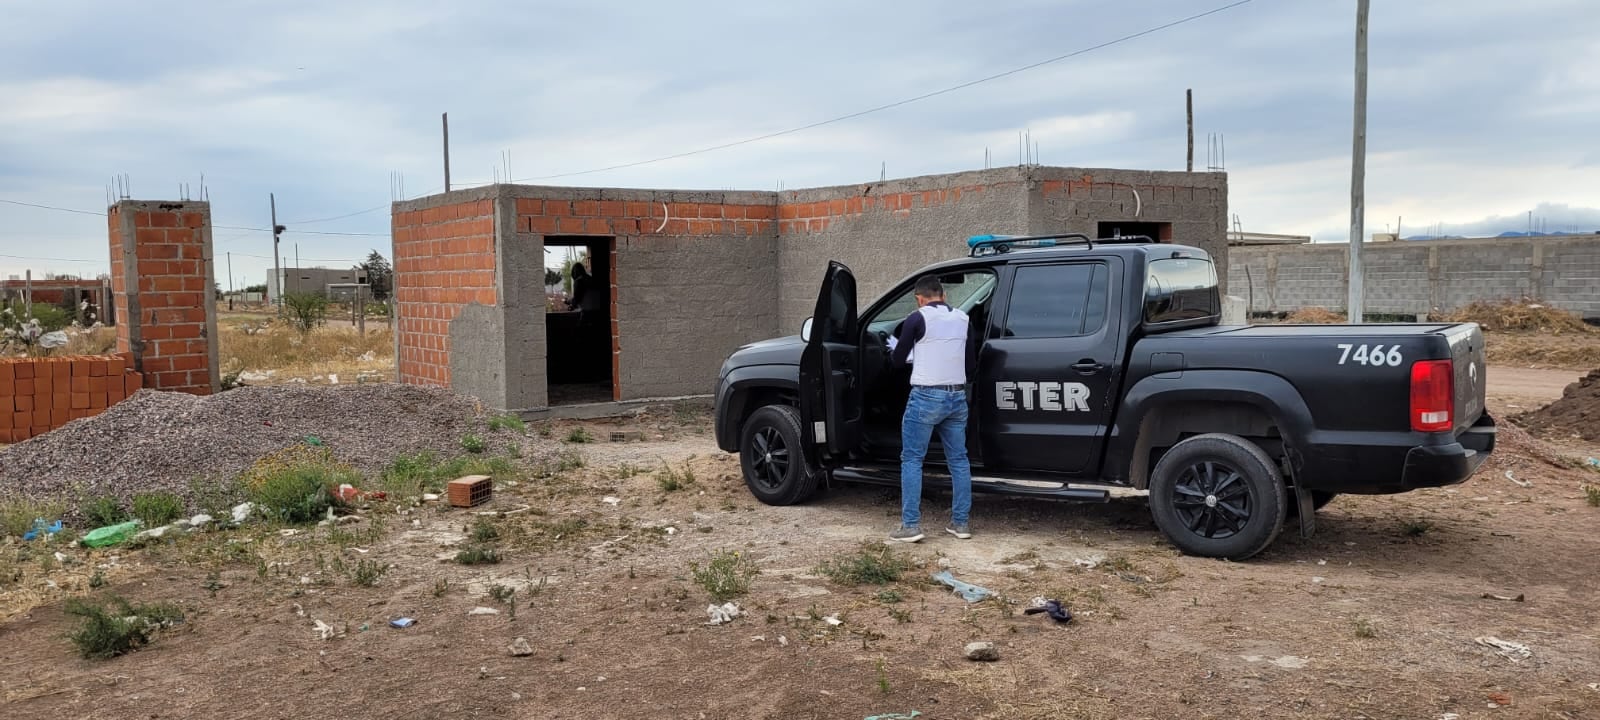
[1070,360,1104,374]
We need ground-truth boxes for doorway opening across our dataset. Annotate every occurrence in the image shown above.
[543,236,615,406]
[1097,221,1172,242]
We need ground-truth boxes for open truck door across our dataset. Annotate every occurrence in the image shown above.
[799,261,863,465]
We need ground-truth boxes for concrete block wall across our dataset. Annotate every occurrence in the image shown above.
[506,187,779,402]
[0,355,144,442]
[1227,234,1600,317]
[108,200,219,395]
[390,196,498,387]
[391,166,1230,409]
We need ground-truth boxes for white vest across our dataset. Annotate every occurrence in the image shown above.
[910,304,969,387]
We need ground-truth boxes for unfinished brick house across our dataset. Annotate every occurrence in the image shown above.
[389,166,1228,411]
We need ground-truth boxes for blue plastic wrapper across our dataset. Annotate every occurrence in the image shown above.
[389,617,417,628]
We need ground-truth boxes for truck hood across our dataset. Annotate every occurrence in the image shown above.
[726,335,804,368]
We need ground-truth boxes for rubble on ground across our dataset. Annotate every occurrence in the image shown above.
[0,384,493,514]
[1514,368,1600,441]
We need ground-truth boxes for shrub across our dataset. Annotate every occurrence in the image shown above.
[488,414,527,433]
[130,492,183,528]
[454,546,501,565]
[82,497,129,527]
[351,559,387,587]
[817,544,912,586]
[65,595,184,659]
[378,452,517,497]
[244,448,356,524]
[566,427,594,444]
[689,549,759,602]
[471,518,500,543]
[281,292,329,334]
[461,434,487,454]
[0,498,67,538]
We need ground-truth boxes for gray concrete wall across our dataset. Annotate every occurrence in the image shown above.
[775,168,1033,331]
[615,232,779,400]
[1227,234,1600,317]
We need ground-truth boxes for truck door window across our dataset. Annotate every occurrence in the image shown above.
[1002,263,1108,338]
[864,271,996,336]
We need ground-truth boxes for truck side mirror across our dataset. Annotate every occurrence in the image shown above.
[800,317,813,343]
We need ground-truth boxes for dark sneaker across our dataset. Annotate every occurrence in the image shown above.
[889,525,925,543]
[946,524,972,540]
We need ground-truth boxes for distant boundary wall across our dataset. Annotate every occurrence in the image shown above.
[1227,234,1600,318]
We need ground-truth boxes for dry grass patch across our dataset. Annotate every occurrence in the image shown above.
[217,313,393,382]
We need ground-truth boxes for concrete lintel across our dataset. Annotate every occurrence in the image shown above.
[391,185,507,213]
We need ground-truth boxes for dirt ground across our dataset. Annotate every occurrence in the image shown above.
[3,385,1600,719]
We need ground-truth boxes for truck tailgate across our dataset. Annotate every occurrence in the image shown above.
[1443,323,1489,433]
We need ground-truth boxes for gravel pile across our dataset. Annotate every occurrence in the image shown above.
[0,384,487,511]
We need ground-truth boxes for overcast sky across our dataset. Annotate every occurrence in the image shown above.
[2,0,1597,285]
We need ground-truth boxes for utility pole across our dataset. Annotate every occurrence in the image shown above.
[1186,89,1194,172]
[442,112,452,192]
[23,269,32,318]
[270,193,283,308]
[1347,0,1370,323]
[227,251,234,311]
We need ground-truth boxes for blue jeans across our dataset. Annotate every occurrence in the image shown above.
[901,387,972,528]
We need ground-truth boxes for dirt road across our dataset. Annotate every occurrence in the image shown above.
[1486,365,1585,413]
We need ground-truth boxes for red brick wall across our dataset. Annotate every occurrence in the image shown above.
[0,355,143,443]
[110,202,218,395]
[777,185,997,234]
[391,199,497,386]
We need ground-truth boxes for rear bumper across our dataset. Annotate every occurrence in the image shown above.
[1301,414,1496,494]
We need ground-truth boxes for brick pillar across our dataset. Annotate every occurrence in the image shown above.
[108,200,220,395]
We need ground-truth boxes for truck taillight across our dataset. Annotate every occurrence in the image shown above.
[1410,359,1453,433]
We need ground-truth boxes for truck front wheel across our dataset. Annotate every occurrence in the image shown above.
[1149,433,1287,560]
[739,405,820,506]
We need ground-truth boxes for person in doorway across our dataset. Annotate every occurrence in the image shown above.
[887,275,978,543]
[566,262,604,316]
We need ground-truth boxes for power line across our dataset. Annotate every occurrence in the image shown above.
[514,0,1255,182]
[0,198,106,217]
[0,197,387,237]
[0,252,102,264]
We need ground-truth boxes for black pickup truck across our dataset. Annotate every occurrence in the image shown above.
[713,234,1496,559]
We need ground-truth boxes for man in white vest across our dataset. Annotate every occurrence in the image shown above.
[886,275,977,543]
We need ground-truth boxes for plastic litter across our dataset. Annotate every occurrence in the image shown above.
[314,619,337,640]
[1504,470,1532,488]
[81,521,141,548]
[468,606,500,616]
[931,570,994,603]
[1586,457,1599,468]
[305,435,326,446]
[1475,636,1531,661]
[706,602,741,625]
[231,502,255,524]
[1480,592,1525,602]
[865,713,922,720]
[38,330,69,348]
[389,617,417,628]
[1024,598,1073,624]
[21,518,63,541]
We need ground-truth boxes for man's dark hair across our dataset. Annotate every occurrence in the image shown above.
[913,275,944,298]
[572,262,587,277]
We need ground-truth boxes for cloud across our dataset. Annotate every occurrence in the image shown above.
[2,0,1598,283]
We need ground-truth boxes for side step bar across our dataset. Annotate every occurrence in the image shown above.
[831,466,1111,502]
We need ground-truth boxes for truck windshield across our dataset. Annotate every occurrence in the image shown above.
[1144,256,1219,324]
[865,271,996,335]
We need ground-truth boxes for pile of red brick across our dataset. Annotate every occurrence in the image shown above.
[0,354,144,442]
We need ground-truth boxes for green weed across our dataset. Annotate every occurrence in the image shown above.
[0,498,67,538]
[471,518,501,543]
[1402,519,1434,537]
[488,414,527,433]
[461,434,487,454]
[454,546,501,565]
[566,427,594,444]
[81,496,129,527]
[689,549,760,602]
[657,463,696,492]
[131,492,184,528]
[378,452,517,497]
[817,544,912,586]
[351,559,387,587]
[1584,484,1600,507]
[243,448,356,524]
[1354,617,1379,638]
[65,595,184,659]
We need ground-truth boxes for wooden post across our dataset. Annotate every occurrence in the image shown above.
[1186,89,1194,172]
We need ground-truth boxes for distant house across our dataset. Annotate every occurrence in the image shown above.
[0,277,114,324]
[266,267,370,303]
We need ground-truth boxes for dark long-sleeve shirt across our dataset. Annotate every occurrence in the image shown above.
[889,302,979,381]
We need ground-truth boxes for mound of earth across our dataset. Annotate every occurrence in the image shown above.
[0,384,496,511]
[1514,368,1600,441]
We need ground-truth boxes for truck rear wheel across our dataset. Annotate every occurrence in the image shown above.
[1149,433,1287,560]
[739,405,820,506]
